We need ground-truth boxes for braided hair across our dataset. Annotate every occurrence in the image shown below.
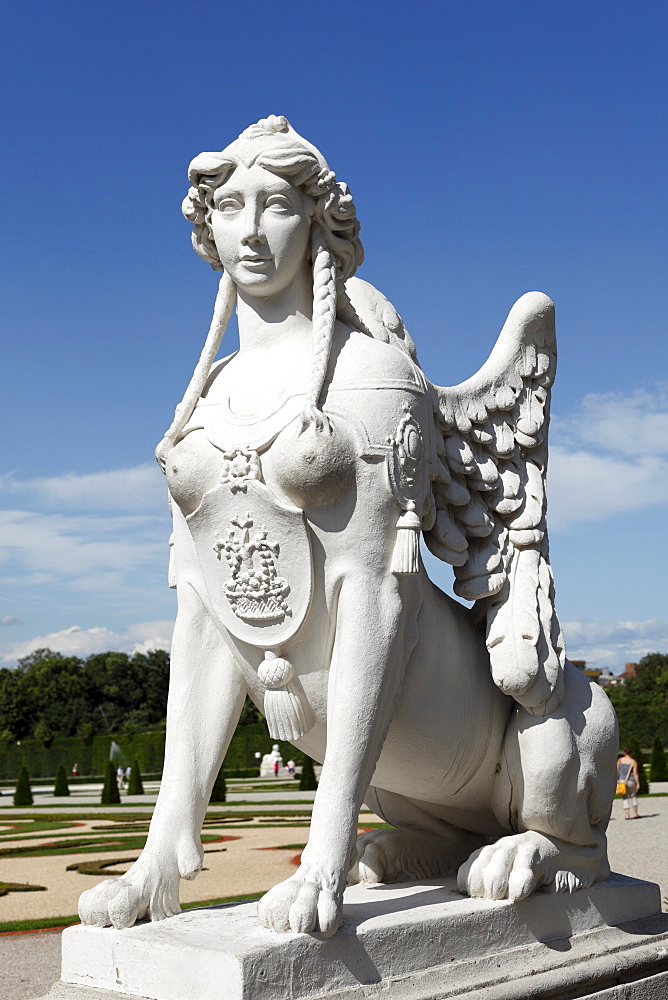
[158,117,365,462]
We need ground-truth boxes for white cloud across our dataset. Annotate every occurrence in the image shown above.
[562,618,668,671]
[548,384,668,529]
[0,615,21,626]
[547,447,668,528]
[0,464,172,601]
[0,464,167,512]
[0,509,169,590]
[554,385,668,457]
[2,621,174,663]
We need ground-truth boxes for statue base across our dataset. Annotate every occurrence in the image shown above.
[39,874,668,1000]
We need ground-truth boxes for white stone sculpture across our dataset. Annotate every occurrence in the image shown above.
[260,743,283,777]
[78,116,618,940]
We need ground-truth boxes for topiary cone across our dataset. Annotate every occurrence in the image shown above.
[127,758,144,795]
[101,760,121,805]
[299,755,318,791]
[54,765,70,797]
[14,766,33,807]
[210,765,227,803]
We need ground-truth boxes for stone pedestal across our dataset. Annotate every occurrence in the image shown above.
[39,874,668,1000]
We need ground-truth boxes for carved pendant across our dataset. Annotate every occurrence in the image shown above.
[387,403,425,507]
[186,479,313,647]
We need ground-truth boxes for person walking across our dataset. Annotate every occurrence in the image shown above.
[617,747,640,820]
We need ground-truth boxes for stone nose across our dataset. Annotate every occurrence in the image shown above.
[240,205,263,245]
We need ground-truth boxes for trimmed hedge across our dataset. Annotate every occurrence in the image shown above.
[53,765,70,796]
[0,720,312,781]
[127,759,144,795]
[299,755,318,790]
[210,766,227,803]
[101,761,121,805]
[14,766,33,806]
[0,731,166,780]
[649,735,667,782]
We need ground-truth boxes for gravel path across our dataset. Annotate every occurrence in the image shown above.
[0,930,61,1000]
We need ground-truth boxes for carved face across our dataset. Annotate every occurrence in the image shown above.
[210,163,314,298]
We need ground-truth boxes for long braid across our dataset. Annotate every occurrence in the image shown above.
[155,271,236,469]
[335,274,371,336]
[301,225,338,433]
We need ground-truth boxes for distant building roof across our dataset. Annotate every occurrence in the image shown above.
[617,662,638,683]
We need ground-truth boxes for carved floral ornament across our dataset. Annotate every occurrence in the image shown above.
[220,448,261,492]
[213,513,290,623]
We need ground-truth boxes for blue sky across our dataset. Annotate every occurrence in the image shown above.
[1,0,666,670]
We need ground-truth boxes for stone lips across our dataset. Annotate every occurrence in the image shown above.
[186,478,313,648]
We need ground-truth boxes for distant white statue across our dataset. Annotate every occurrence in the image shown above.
[79,116,618,938]
[260,743,283,777]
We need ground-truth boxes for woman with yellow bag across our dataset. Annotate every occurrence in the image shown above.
[617,747,640,820]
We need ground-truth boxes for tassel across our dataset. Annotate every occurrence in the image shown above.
[168,533,176,589]
[258,652,316,741]
[391,510,421,574]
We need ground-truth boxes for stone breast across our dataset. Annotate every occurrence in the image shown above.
[166,330,427,517]
[261,417,357,509]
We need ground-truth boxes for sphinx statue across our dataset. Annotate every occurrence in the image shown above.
[78,116,618,938]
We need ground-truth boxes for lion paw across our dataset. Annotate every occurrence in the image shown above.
[457,830,599,903]
[78,842,201,929]
[257,868,342,937]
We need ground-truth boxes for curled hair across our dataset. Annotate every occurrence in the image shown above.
[160,118,365,457]
[182,128,364,282]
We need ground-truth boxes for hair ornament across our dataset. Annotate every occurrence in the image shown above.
[239,115,290,139]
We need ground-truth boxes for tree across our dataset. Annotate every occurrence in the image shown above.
[299,755,318,791]
[14,766,33,806]
[210,765,227,803]
[0,667,32,741]
[632,653,668,695]
[33,719,54,748]
[54,765,70,796]
[607,652,668,746]
[649,734,667,782]
[239,696,263,726]
[132,650,170,727]
[627,737,649,794]
[16,649,89,739]
[127,758,144,795]
[101,760,121,805]
[77,720,96,745]
[83,652,144,734]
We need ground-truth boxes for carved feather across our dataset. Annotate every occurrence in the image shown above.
[425,290,564,714]
[455,491,496,536]
[490,413,515,456]
[435,507,468,552]
[442,475,470,507]
[445,432,475,474]
[423,530,468,567]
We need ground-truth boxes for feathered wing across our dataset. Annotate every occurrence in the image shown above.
[425,292,565,716]
[344,277,418,361]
